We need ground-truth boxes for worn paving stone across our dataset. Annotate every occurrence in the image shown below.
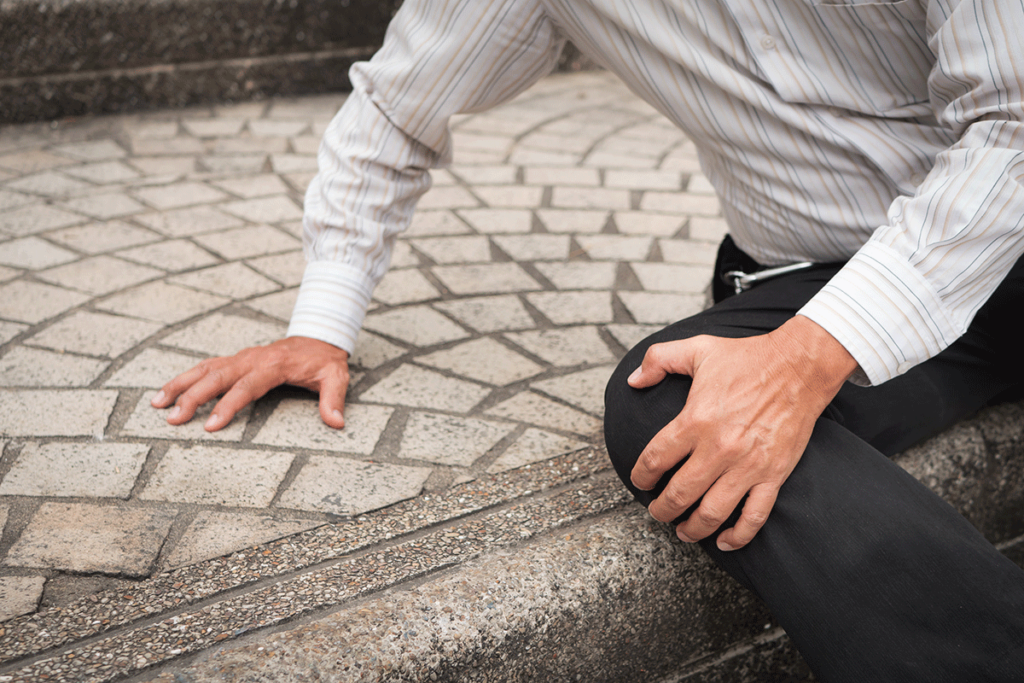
[59,192,147,220]
[204,155,271,173]
[531,365,615,416]
[410,236,491,265]
[140,446,293,507]
[362,306,469,347]
[129,155,197,176]
[130,137,204,156]
[0,150,74,173]
[472,185,545,208]
[576,234,653,261]
[360,365,490,412]
[121,391,251,441]
[0,321,28,344]
[4,503,176,577]
[618,291,706,324]
[133,205,244,238]
[0,389,117,437]
[534,261,618,290]
[219,196,304,224]
[536,208,609,234]
[0,442,149,498]
[641,191,720,216]
[606,323,662,351]
[492,233,571,261]
[0,189,34,210]
[0,204,86,236]
[487,428,589,473]
[116,239,221,271]
[269,154,317,174]
[449,164,517,185]
[527,290,614,325]
[63,161,141,184]
[485,390,603,436]
[168,261,281,300]
[0,280,90,324]
[51,140,127,161]
[613,211,688,236]
[433,263,541,296]
[0,576,45,623]
[504,326,615,367]
[372,269,440,305]
[689,216,729,242]
[0,346,108,387]
[182,119,246,138]
[433,294,536,333]
[0,236,78,269]
[160,313,287,357]
[456,208,532,234]
[245,251,306,286]
[551,186,631,211]
[5,172,93,199]
[605,169,683,191]
[96,281,230,324]
[248,121,308,137]
[164,512,322,569]
[659,238,719,265]
[254,399,393,455]
[407,210,472,236]
[348,330,407,370]
[37,255,163,295]
[193,225,301,260]
[46,220,160,254]
[525,166,600,186]
[276,455,432,516]
[211,174,290,198]
[631,262,713,293]
[414,337,543,386]
[244,287,299,322]
[398,412,514,467]
[105,349,203,388]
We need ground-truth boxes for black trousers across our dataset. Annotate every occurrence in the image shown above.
[603,237,1024,682]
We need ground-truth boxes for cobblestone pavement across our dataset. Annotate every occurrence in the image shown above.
[0,70,724,679]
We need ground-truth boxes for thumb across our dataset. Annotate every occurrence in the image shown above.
[627,337,705,388]
[318,368,349,429]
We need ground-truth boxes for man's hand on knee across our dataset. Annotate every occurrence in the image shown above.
[151,336,351,432]
[627,315,857,551]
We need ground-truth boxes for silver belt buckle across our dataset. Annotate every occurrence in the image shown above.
[724,262,814,295]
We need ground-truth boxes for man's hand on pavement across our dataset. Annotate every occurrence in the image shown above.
[151,336,350,432]
[627,315,858,552]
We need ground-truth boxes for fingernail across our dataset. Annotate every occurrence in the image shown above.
[717,539,737,552]
[332,409,343,423]
[205,413,221,430]
[168,406,181,420]
[152,390,166,406]
[676,528,694,543]
[627,366,642,384]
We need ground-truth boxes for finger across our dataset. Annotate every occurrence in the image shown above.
[674,474,749,542]
[152,361,215,408]
[630,416,695,491]
[715,484,778,551]
[626,337,705,388]
[646,448,720,524]
[204,369,280,431]
[317,365,349,429]
[168,362,245,425]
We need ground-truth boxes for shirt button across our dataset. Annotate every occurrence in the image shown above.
[897,362,913,374]
[760,35,777,50]
[910,173,925,186]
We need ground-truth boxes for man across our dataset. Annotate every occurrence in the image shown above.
[153,1,1024,679]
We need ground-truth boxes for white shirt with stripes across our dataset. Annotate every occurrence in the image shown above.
[287,0,1024,386]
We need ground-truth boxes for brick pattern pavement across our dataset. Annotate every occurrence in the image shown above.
[0,71,722,621]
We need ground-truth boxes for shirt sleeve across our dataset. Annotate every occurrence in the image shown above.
[287,0,564,352]
[798,0,1024,386]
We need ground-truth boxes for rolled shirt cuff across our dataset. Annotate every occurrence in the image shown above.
[286,261,375,355]
[797,241,962,387]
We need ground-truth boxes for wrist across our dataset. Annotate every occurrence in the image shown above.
[772,315,859,399]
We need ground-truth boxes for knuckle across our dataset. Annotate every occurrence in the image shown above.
[695,506,726,528]
[743,508,770,528]
[661,486,691,511]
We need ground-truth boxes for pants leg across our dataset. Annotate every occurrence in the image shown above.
[603,257,1024,682]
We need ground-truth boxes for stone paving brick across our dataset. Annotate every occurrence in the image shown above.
[0,389,118,437]
[451,132,515,154]
[519,132,594,154]
[59,192,147,220]
[433,294,535,333]
[576,234,653,261]
[508,148,581,166]
[640,192,721,216]
[487,428,588,473]
[194,225,301,260]
[219,196,303,224]
[0,204,86,236]
[504,326,615,367]
[96,281,230,324]
[372,269,440,306]
[164,512,321,569]
[0,280,90,323]
[472,186,544,208]
[433,263,541,296]
[448,165,517,185]
[140,445,293,507]
[132,182,229,211]
[269,154,317,174]
[212,137,287,155]
[524,167,600,187]
[456,208,532,234]
[7,171,94,198]
[161,313,287,357]
[485,391,602,436]
[244,287,298,322]
[0,346,108,387]
[618,291,705,324]
[349,329,407,370]
[125,121,179,140]
[290,137,320,155]
[254,399,393,454]
[128,156,197,176]
[0,236,78,269]
[406,210,472,237]
[169,261,281,300]
[50,140,125,162]
[492,234,570,261]
[604,169,683,191]
[534,261,617,290]
[62,161,140,185]
[389,240,422,268]
[584,151,658,169]
[37,255,163,295]
[689,216,729,243]
[245,251,306,287]
[631,262,713,293]
[0,189,33,210]
[363,306,469,347]
[658,238,719,265]
[116,239,221,271]
[531,365,615,416]
[398,412,514,467]
[0,576,45,622]
[282,172,317,194]
[686,174,715,194]
[266,96,345,119]
[121,391,251,441]
[131,137,205,156]
[182,119,246,137]
[415,338,543,386]
[410,236,491,265]
[25,311,162,358]
[0,321,28,345]
[248,121,308,137]
[551,187,631,211]
[0,442,149,498]
[361,365,490,412]
[536,208,609,234]
[4,503,176,577]
[416,186,480,211]
[104,349,201,388]
[276,455,432,516]
[211,174,289,198]
[605,323,666,351]
[526,291,614,325]
[0,150,73,173]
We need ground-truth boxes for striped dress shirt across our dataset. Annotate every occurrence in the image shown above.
[287,0,1024,386]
